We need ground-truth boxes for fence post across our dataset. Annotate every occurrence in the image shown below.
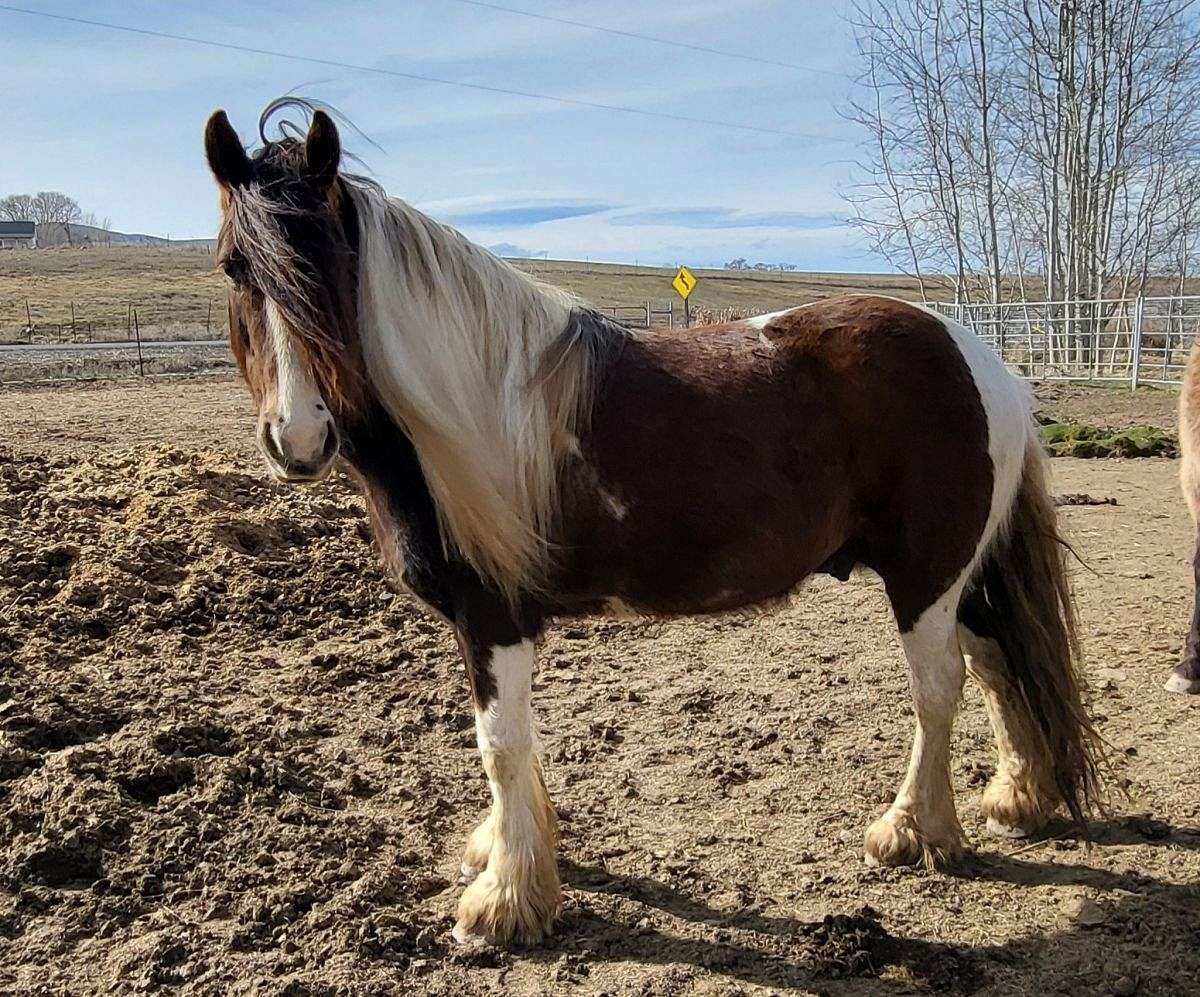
[70,301,76,343]
[134,308,144,377]
[1131,296,1144,391]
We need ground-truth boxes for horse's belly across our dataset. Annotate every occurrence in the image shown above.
[592,524,841,616]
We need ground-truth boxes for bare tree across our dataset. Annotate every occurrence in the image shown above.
[843,0,1200,309]
[0,194,36,222]
[80,211,113,244]
[31,191,82,245]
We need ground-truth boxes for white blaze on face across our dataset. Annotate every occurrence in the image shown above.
[265,298,331,467]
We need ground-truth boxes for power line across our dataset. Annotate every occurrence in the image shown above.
[0,4,846,142]
[447,0,853,79]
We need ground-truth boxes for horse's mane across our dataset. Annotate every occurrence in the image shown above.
[349,181,615,600]
[222,97,624,599]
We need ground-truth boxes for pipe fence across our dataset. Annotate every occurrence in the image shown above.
[934,294,1200,387]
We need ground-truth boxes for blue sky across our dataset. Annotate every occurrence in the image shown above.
[0,1,876,269]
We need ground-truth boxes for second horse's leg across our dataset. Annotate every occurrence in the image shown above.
[1167,531,1200,694]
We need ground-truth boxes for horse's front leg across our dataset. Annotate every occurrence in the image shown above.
[453,632,560,945]
[1167,530,1200,694]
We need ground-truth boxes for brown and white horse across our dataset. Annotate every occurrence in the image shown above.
[1171,344,1200,694]
[204,104,1102,945]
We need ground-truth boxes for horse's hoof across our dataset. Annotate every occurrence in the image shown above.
[986,816,1033,839]
[1164,671,1200,695]
[451,919,494,946]
[980,774,1053,839]
[865,811,965,869]
[453,867,560,948]
[864,814,924,867]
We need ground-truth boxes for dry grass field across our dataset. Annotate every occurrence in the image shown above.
[0,248,227,340]
[0,247,924,342]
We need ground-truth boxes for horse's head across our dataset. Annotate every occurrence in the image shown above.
[204,106,362,483]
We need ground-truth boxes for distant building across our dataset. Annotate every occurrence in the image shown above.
[0,221,36,249]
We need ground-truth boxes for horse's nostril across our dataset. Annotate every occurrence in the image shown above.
[320,422,339,460]
[260,422,285,465]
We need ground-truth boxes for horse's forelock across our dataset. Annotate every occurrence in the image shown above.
[220,165,364,416]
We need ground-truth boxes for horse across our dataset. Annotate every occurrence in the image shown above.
[1170,343,1200,694]
[203,102,1102,946]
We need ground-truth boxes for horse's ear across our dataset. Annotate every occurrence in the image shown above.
[205,110,253,189]
[305,110,341,188]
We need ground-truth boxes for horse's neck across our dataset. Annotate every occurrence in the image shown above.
[344,401,456,606]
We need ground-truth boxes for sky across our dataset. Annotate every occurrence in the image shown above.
[0,0,877,269]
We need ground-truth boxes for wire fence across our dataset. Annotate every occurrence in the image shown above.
[933,294,1200,387]
[0,299,225,346]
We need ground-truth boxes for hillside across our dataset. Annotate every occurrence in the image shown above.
[34,223,214,250]
[0,245,921,342]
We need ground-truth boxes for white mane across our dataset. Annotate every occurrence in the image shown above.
[348,183,592,599]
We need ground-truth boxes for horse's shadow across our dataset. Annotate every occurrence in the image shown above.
[530,819,1200,994]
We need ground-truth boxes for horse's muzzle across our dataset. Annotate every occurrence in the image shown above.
[260,419,339,482]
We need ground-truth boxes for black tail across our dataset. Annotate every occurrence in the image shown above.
[958,444,1103,824]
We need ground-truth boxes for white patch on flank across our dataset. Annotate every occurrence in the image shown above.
[265,298,329,464]
[930,304,1031,565]
[853,296,1029,578]
[743,307,799,330]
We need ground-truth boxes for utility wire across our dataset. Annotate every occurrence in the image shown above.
[0,4,845,142]
[446,0,853,79]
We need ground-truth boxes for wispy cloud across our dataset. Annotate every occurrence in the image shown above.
[609,207,847,230]
[440,202,611,227]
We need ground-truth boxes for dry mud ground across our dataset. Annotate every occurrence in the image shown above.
[0,378,1197,996]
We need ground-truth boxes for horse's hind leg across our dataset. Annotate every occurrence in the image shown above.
[958,624,1058,836]
[1167,531,1200,694]
[865,579,969,868]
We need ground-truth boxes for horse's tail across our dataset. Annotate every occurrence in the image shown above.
[959,438,1103,825]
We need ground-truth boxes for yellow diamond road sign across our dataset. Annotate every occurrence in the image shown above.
[672,265,697,300]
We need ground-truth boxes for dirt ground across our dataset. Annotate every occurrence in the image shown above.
[1,377,1197,996]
